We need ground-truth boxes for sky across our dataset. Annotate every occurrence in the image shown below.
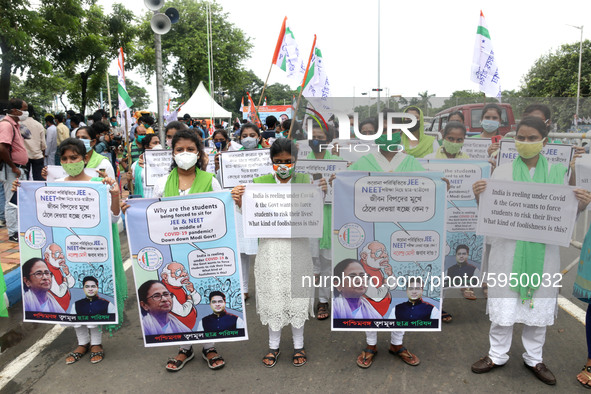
[99,0,590,111]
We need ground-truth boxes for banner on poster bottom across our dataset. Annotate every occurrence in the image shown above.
[242,183,324,238]
[18,181,117,325]
[476,179,578,247]
[125,191,248,347]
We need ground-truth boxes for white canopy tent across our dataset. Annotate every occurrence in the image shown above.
[179,81,232,119]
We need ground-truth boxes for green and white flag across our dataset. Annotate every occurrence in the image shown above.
[117,47,133,111]
[272,17,306,84]
[302,36,330,99]
[470,11,501,98]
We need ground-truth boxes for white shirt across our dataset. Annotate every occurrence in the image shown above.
[371,151,408,172]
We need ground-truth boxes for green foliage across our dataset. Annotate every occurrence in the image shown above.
[134,0,252,102]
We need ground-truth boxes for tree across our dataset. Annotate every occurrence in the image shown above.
[107,75,150,112]
[417,90,435,115]
[39,1,137,115]
[9,73,70,114]
[134,0,252,102]
[224,70,264,118]
[0,0,51,101]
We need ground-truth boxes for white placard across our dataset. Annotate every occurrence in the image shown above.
[476,179,578,247]
[419,160,490,201]
[462,138,492,160]
[575,154,591,192]
[296,159,349,203]
[297,142,313,159]
[144,149,172,186]
[497,141,574,177]
[242,183,324,238]
[219,150,273,189]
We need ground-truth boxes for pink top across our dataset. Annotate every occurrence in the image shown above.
[0,116,28,165]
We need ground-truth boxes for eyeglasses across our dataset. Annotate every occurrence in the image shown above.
[51,251,61,259]
[173,269,186,277]
[147,292,172,301]
[30,270,52,278]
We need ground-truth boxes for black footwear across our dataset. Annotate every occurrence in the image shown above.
[471,356,504,373]
[8,234,18,242]
[524,362,556,385]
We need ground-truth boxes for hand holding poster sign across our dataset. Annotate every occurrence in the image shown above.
[497,141,574,177]
[219,150,273,188]
[242,184,324,238]
[476,179,578,247]
[296,159,348,203]
[144,149,172,186]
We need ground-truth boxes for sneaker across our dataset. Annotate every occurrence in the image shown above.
[8,234,18,242]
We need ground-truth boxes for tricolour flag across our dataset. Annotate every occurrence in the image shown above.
[272,17,306,83]
[470,11,501,98]
[302,35,330,99]
[246,92,262,127]
[117,48,133,111]
[264,97,267,106]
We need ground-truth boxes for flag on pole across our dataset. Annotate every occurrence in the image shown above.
[302,36,330,98]
[470,11,501,98]
[246,92,262,127]
[264,97,267,106]
[240,96,245,113]
[272,16,306,83]
[117,48,133,111]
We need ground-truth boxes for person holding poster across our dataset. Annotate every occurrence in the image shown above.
[232,139,325,368]
[148,129,226,372]
[347,129,425,369]
[128,134,161,198]
[212,130,243,172]
[574,221,591,388]
[307,122,343,320]
[75,126,116,179]
[471,117,591,385]
[18,138,125,364]
[424,122,470,159]
[471,103,503,139]
[399,107,438,158]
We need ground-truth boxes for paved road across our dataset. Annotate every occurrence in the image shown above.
[0,215,589,393]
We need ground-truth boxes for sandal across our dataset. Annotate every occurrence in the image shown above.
[578,365,591,389]
[293,348,307,367]
[65,343,89,365]
[317,302,330,320]
[356,345,377,369]
[202,347,225,370]
[89,345,104,364]
[166,346,195,372]
[389,345,420,366]
[442,311,453,323]
[262,349,280,368]
[462,288,477,300]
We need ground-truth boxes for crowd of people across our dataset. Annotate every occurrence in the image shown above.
[1,97,591,388]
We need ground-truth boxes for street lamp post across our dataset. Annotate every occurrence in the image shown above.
[568,24,584,119]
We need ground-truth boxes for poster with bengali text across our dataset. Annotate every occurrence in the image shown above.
[125,191,247,347]
[497,141,574,178]
[219,150,272,188]
[332,171,447,332]
[462,138,492,160]
[296,159,348,203]
[18,181,117,325]
[144,149,172,187]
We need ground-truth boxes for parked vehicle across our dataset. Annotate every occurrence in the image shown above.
[427,103,516,136]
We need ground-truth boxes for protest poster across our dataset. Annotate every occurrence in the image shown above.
[218,150,272,188]
[576,155,591,192]
[462,138,492,160]
[420,160,491,288]
[125,191,247,346]
[332,172,447,331]
[296,142,313,159]
[296,159,348,203]
[144,149,172,187]
[18,181,117,325]
[497,140,574,177]
[476,179,578,247]
[242,184,324,238]
[46,165,99,181]
[203,147,216,174]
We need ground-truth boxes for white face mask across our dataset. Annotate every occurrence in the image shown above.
[151,144,163,150]
[14,110,28,122]
[174,151,198,170]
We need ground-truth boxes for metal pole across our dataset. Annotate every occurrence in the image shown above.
[576,26,583,118]
[154,31,165,144]
[105,71,112,117]
[376,0,381,115]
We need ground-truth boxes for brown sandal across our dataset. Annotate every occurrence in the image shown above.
[578,365,591,389]
[66,343,89,364]
[356,345,377,368]
[90,345,104,364]
[317,303,330,320]
[389,345,420,366]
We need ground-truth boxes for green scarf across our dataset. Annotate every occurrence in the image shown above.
[434,146,470,159]
[163,167,214,197]
[90,177,127,333]
[573,220,591,303]
[133,161,144,197]
[349,154,425,172]
[86,150,108,169]
[511,155,566,305]
[0,266,7,317]
[401,107,436,158]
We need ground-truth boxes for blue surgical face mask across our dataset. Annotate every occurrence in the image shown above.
[481,119,500,133]
[80,138,92,152]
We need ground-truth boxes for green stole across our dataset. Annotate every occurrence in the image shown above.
[253,173,310,184]
[349,153,425,172]
[574,220,591,302]
[401,107,435,158]
[306,150,344,249]
[90,177,127,333]
[163,167,214,197]
[87,150,108,169]
[0,268,7,317]
[510,155,567,305]
[132,161,144,197]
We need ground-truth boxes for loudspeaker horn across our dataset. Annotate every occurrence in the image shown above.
[144,0,164,11]
[165,7,180,24]
[151,13,171,35]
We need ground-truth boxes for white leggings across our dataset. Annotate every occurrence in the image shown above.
[75,326,102,346]
[365,330,405,346]
[268,325,304,349]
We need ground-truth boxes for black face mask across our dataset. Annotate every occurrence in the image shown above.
[214,140,227,151]
[309,139,328,153]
